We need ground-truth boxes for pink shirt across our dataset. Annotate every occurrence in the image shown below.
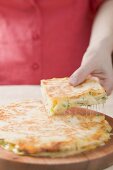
[0,0,103,85]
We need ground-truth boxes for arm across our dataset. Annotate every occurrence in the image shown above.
[70,0,113,95]
[90,0,113,51]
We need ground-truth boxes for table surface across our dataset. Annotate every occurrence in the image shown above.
[0,85,113,170]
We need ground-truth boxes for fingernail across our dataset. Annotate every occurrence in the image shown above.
[69,76,77,86]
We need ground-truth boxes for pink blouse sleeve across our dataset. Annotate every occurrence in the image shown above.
[90,0,105,13]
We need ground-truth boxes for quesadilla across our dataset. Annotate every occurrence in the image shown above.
[0,100,111,157]
[41,77,107,115]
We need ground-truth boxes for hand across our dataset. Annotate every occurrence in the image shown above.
[69,43,113,95]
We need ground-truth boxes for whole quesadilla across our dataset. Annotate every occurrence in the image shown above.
[0,100,111,157]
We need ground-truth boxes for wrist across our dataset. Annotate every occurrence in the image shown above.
[89,34,113,54]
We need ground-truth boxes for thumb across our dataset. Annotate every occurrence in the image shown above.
[69,65,92,86]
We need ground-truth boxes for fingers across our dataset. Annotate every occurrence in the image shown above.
[100,78,113,95]
[69,65,92,86]
[91,72,113,95]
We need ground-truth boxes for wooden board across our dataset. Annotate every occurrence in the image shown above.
[0,111,113,170]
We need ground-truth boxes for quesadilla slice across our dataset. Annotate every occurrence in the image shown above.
[41,77,107,115]
[0,100,111,157]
